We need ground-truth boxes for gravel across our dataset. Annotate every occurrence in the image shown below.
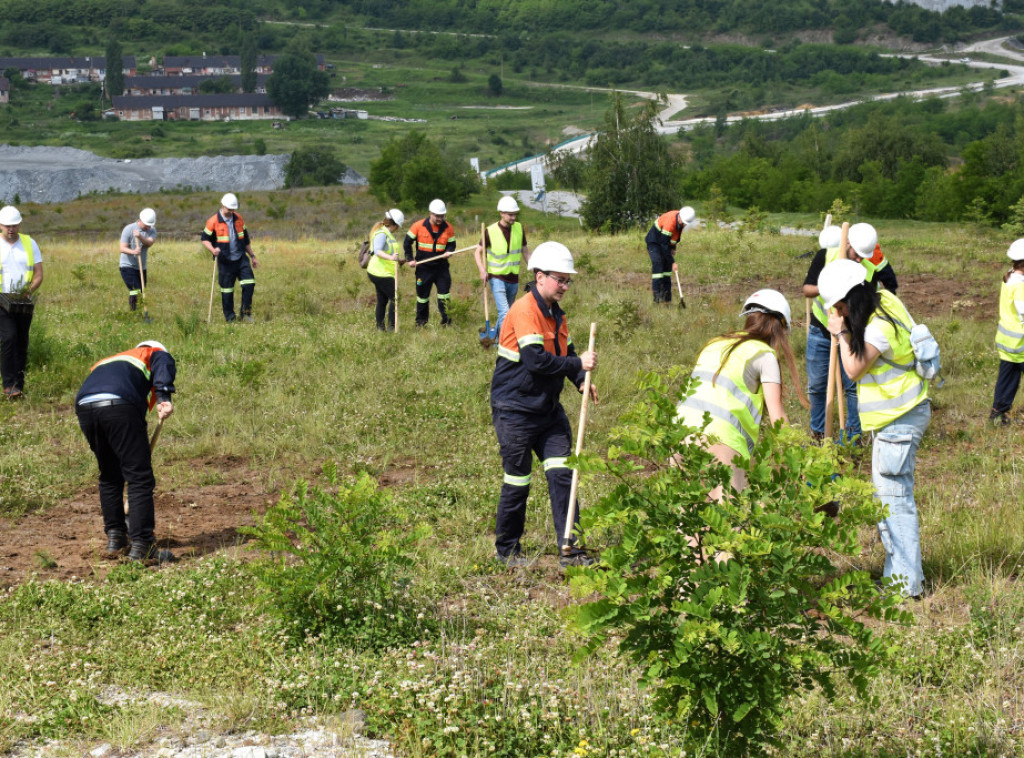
[0,145,303,204]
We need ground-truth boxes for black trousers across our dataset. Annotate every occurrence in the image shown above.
[647,245,674,302]
[492,405,583,558]
[119,266,148,310]
[75,402,156,545]
[414,263,451,325]
[0,308,33,391]
[218,256,255,320]
[368,273,396,331]
[993,359,1024,413]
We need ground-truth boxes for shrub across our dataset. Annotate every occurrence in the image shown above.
[284,147,346,188]
[240,467,431,649]
[570,370,911,753]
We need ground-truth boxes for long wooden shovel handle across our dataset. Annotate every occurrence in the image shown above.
[150,417,164,451]
[824,221,850,439]
[207,256,217,324]
[481,223,489,321]
[413,244,476,267]
[562,322,597,554]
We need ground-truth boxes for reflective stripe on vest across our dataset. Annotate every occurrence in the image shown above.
[91,353,151,380]
[676,337,772,461]
[0,235,36,283]
[995,280,1024,363]
[857,290,927,431]
[486,222,524,276]
[656,210,682,243]
[366,226,399,279]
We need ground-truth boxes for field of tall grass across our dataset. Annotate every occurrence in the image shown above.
[1,189,1023,755]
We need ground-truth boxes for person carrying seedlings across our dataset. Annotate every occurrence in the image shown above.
[475,195,530,335]
[490,241,598,569]
[644,205,695,303]
[118,208,157,313]
[802,222,898,444]
[405,198,456,326]
[991,239,1024,425]
[0,205,43,400]
[75,340,176,562]
[819,259,930,598]
[202,193,259,323]
[676,289,808,499]
[366,208,405,331]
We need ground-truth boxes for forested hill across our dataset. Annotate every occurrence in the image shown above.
[0,0,1021,52]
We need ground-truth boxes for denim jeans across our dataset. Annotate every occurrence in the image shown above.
[489,278,519,335]
[806,326,861,439]
[872,399,930,597]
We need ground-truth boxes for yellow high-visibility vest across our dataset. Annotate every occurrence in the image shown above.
[366,226,399,279]
[486,222,524,276]
[995,278,1024,363]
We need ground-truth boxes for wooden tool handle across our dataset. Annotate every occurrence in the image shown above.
[562,322,597,553]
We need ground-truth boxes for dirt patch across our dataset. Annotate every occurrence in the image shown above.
[0,464,275,589]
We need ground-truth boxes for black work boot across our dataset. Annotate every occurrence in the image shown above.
[127,541,157,562]
[105,530,128,556]
[990,409,1011,427]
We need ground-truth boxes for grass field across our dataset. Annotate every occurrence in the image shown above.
[1,191,1024,756]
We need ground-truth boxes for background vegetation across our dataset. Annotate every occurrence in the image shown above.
[0,187,1023,755]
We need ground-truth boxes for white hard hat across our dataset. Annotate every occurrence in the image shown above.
[678,206,696,225]
[847,222,878,258]
[428,199,447,215]
[818,259,868,310]
[528,241,576,274]
[385,208,405,227]
[739,289,792,328]
[221,193,239,210]
[139,208,157,226]
[1009,239,1024,261]
[497,195,520,213]
[818,225,842,250]
[0,206,23,225]
[136,340,167,352]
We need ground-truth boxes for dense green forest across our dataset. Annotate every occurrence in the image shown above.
[0,0,1021,54]
[678,95,1024,225]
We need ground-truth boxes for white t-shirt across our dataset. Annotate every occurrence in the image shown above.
[743,351,781,393]
[0,235,42,293]
[1009,271,1024,321]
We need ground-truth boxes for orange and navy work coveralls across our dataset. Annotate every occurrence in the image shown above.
[404,217,456,325]
[644,209,684,303]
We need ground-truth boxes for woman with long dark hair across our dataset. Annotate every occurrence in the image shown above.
[819,259,930,598]
[677,289,809,498]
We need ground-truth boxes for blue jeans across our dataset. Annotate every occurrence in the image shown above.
[872,400,930,597]
[806,327,860,439]
[489,278,519,335]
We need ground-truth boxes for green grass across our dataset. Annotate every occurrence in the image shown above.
[2,202,1024,755]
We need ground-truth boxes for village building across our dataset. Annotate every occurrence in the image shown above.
[123,74,268,96]
[0,76,9,104]
[160,54,324,76]
[0,56,137,84]
[108,94,283,121]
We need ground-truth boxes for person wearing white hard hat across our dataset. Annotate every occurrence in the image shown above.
[474,194,531,334]
[201,193,259,323]
[819,258,929,598]
[75,340,176,562]
[118,208,158,313]
[990,239,1024,425]
[676,289,808,497]
[404,198,457,326]
[802,221,899,443]
[490,241,598,569]
[0,205,43,399]
[366,209,406,331]
[644,205,696,303]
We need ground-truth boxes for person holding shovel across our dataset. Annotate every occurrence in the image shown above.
[475,195,530,335]
[118,208,157,314]
[0,205,43,400]
[990,239,1024,425]
[366,208,405,331]
[802,222,898,443]
[644,205,695,303]
[819,259,930,598]
[490,241,598,569]
[405,199,457,326]
[676,289,808,499]
[202,193,259,323]
[75,340,176,562]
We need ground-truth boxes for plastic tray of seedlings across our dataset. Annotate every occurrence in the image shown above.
[0,293,34,314]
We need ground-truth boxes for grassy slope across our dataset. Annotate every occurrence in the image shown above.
[1,191,1023,755]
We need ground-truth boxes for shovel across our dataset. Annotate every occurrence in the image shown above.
[673,269,687,309]
[478,223,498,348]
[138,255,152,323]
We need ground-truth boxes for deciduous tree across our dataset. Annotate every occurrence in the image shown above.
[105,37,124,98]
[267,48,329,119]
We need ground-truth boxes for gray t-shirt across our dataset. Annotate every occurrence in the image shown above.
[120,222,156,269]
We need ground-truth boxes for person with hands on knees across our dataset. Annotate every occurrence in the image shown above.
[489,241,598,569]
[819,258,930,599]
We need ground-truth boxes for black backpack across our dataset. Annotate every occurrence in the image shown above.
[357,239,371,268]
